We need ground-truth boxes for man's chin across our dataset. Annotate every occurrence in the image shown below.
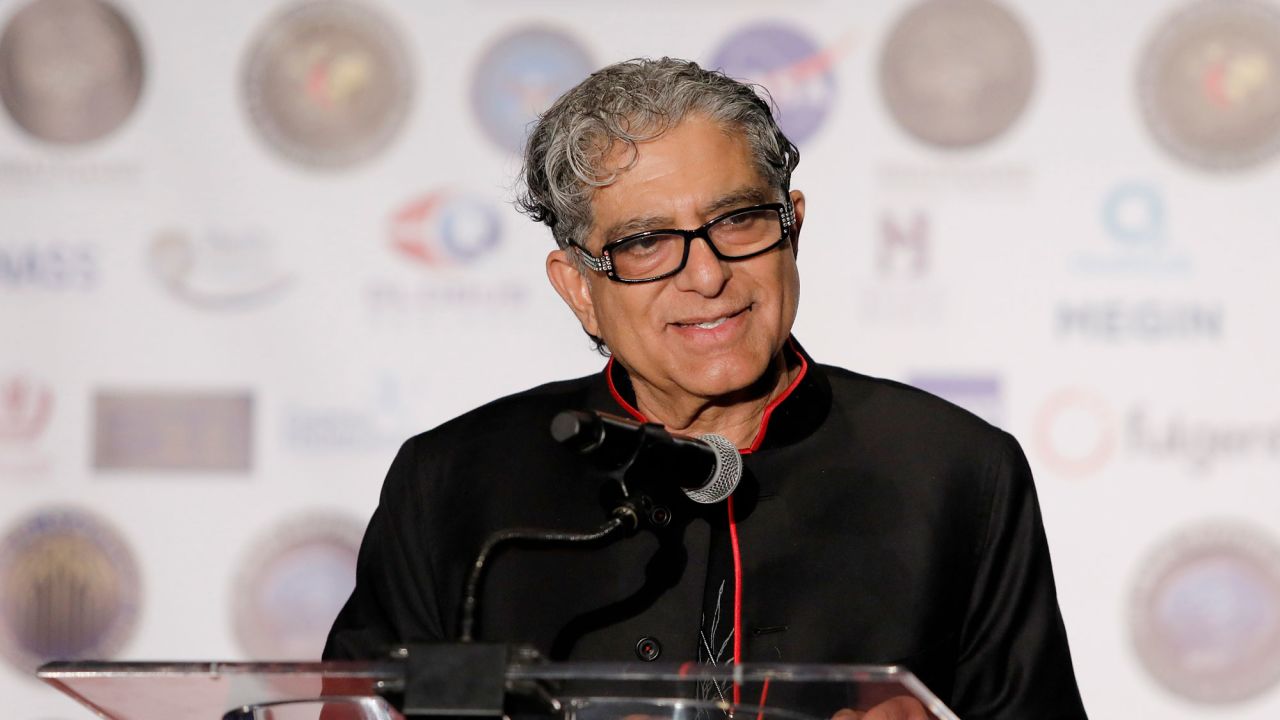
[676,357,780,404]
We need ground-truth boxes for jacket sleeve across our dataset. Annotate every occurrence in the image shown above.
[949,431,1089,719]
[323,437,448,660]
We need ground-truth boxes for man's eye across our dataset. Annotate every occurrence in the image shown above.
[617,236,666,256]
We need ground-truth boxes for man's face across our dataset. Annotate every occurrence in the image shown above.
[548,114,805,403]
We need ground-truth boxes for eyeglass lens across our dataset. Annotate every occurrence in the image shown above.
[609,207,783,280]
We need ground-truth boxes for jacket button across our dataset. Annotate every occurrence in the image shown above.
[634,636,661,661]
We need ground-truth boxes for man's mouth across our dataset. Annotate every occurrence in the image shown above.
[673,306,749,329]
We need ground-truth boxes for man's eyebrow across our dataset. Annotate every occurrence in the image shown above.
[703,187,774,216]
[600,186,776,242]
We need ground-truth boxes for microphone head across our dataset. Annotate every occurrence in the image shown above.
[683,433,742,504]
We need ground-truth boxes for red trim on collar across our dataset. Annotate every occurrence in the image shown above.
[605,341,810,451]
[605,356,648,422]
[743,339,809,454]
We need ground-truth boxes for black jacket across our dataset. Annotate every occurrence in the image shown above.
[325,342,1088,719]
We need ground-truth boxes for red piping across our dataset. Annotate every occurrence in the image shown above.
[756,676,772,720]
[605,356,648,422]
[743,339,809,455]
[728,493,744,705]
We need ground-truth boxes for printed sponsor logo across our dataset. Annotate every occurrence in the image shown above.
[469,26,593,154]
[877,210,930,277]
[148,227,293,310]
[1131,521,1280,703]
[242,0,413,169]
[0,376,53,475]
[0,243,97,290]
[232,513,362,659]
[1138,0,1280,171]
[390,191,502,267]
[855,209,948,326]
[0,507,140,673]
[364,190,529,319]
[908,374,1003,427]
[0,0,144,145]
[1035,389,1280,477]
[1033,388,1119,477]
[708,21,843,145]
[879,0,1035,148]
[1070,182,1192,276]
[281,374,414,453]
[0,376,51,443]
[1055,300,1223,341]
[92,391,253,472]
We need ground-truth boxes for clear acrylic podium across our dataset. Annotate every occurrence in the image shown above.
[38,654,959,720]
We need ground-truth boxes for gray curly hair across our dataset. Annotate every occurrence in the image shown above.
[516,57,800,253]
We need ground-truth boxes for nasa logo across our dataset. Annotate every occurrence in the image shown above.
[1033,388,1118,477]
[1131,521,1280,703]
[469,26,593,154]
[242,0,414,170]
[0,0,144,145]
[231,513,363,659]
[148,227,293,310]
[879,0,1036,148]
[390,191,502,267]
[1138,0,1280,171]
[0,507,140,673]
[708,21,841,146]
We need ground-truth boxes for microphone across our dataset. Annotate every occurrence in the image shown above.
[551,409,742,504]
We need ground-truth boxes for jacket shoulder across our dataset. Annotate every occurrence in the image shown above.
[818,363,1013,452]
[403,373,598,454]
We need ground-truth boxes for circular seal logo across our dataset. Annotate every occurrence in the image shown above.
[469,26,593,155]
[708,22,838,146]
[1137,0,1280,171]
[1131,521,1280,703]
[390,190,503,267]
[242,0,413,170]
[0,0,144,145]
[232,513,362,660]
[879,0,1036,148]
[0,507,140,673]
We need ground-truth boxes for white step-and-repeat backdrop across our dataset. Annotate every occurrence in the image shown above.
[2,0,1279,717]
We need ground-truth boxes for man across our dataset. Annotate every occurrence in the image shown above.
[326,58,1088,719]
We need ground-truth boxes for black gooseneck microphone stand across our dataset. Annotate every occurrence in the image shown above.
[381,411,676,719]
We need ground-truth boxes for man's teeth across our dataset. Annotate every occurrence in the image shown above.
[694,316,728,329]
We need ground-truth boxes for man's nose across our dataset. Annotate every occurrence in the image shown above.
[673,236,730,296]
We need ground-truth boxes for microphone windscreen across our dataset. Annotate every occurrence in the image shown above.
[683,433,742,504]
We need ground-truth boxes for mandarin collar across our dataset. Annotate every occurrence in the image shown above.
[595,337,831,453]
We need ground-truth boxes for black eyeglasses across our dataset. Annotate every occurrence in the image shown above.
[572,200,796,283]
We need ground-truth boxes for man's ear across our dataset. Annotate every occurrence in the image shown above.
[546,248,601,337]
[788,189,806,259]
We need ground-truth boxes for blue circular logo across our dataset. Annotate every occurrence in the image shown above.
[708,22,837,146]
[470,26,593,154]
[232,514,362,660]
[1101,183,1165,245]
[1131,521,1280,704]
